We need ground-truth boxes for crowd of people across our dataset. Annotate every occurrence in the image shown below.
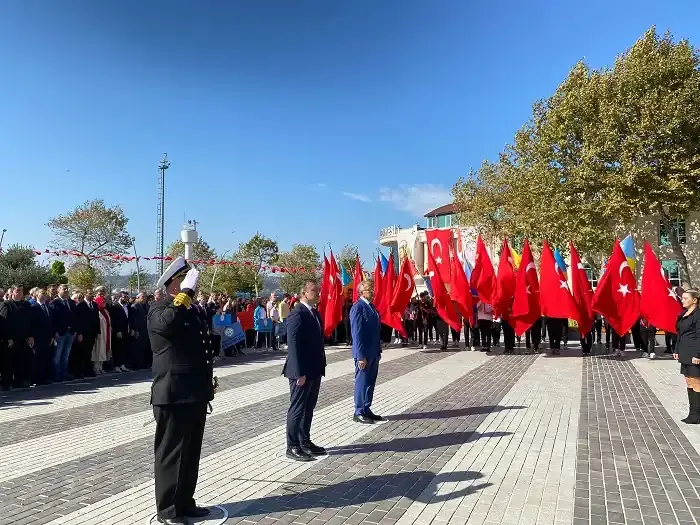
[0,283,302,392]
[0,280,691,394]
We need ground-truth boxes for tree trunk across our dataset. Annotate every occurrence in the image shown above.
[661,216,693,288]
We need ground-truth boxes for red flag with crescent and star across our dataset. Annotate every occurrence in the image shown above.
[318,255,330,317]
[469,234,496,305]
[640,241,682,333]
[425,228,453,287]
[539,241,581,323]
[352,256,364,303]
[492,238,516,318]
[511,239,541,336]
[426,247,462,332]
[373,255,385,314]
[449,246,473,320]
[569,241,594,335]
[323,251,344,337]
[591,240,640,335]
[380,253,406,336]
[390,255,415,313]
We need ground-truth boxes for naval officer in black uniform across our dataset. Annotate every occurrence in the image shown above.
[148,257,214,525]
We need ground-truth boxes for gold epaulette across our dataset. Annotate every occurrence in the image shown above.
[173,293,192,308]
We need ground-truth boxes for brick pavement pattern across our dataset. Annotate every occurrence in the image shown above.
[1,343,700,525]
[576,356,700,525]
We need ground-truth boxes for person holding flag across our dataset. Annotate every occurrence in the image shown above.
[674,289,700,425]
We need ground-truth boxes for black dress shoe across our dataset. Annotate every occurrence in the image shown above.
[365,411,384,422]
[183,506,210,518]
[156,517,189,525]
[301,442,327,455]
[353,414,375,424]
[286,446,314,461]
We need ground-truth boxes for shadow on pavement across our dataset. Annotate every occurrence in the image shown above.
[385,405,526,421]
[328,431,512,455]
[223,470,492,519]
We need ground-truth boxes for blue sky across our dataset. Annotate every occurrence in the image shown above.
[1,0,698,274]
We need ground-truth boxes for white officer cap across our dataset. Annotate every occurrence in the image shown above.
[156,256,191,289]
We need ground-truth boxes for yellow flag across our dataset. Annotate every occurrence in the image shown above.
[510,247,521,270]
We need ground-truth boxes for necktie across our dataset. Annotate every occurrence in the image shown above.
[43,305,49,317]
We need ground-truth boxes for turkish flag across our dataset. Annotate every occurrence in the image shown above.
[569,241,594,335]
[426,247,462,332]
[511,239,541,336]
[640,241,682,333]
[591,240,640,335]
[373,255,385,315]
[450,247,473,320]
[425,229,453,286]
[380,253,406,336]
[390,256,415,313]
[323,252,344,337]
[539,241,581,323]
[352,256,364,303]
[318,255,330,316]
[470,235,496,304]
[493,238,516,318]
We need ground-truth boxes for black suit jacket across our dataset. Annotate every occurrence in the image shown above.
[676,308,700,364]
[148,297,214,405]
[75,300,101,338]
[31,303,54,348]
[50,297,75,336]
[109,303,130,336]
[283,303,327,380]
[0,299,34,343]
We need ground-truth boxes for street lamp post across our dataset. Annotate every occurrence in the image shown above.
[132,237,141,292]
[0,229,6,251]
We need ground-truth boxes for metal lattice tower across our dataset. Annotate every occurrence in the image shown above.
[156,153,170,277]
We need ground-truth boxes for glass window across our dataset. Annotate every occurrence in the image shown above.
[661,260,681,287]
[426,216,437,228]
[659,219,686,246]
[437,215,446,228]
[583,264,598,289]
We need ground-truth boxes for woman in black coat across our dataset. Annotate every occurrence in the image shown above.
[674,289,700,424]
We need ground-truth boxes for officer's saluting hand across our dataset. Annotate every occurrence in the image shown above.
[148,257,213,525]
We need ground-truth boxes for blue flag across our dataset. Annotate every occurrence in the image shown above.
[380,252,389,274]
[553,248,568,278]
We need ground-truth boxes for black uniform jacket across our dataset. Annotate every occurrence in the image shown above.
[282,303,327,380]
[148,297,214,406]
[676,308,700,364]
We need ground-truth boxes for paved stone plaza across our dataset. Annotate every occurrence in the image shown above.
[1,344,699,525]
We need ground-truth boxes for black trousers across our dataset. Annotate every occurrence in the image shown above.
[665,332,677,352]
[611,329,627,351]
[478,319,493,349]
[492,321,502,345]
[33,342,53,384]
[594,318,603,343]
[417,322,428,346]
[641,327,656,353]
[153,402,207,519]
[580,330,593,354]
[526,319,543,350]
[436,319,449,349]
[547,318,563,350]
[631,321,643,351]
[0,342,34,388]
[502,320,515,351]
[286,376,321,448]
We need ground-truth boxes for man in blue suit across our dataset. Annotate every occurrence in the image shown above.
[350,280,383,424]
[282,280,327,461]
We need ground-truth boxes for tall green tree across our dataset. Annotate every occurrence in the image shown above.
[47,199,132,272]
[66,261,102,290]
[454,27,700,284]
[276,244,321,293]
[0,244,56,290]
[49,261,69,284]
[337,244,359,273]
[237,233,279,295]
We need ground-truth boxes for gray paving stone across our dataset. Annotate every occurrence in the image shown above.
[0,351,349,447]
[576,356,700,525]
[219,355,536,524]
[0,350,451,525]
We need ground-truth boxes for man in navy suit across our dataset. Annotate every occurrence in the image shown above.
[282,280,327,461]
[350,280,383,424]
